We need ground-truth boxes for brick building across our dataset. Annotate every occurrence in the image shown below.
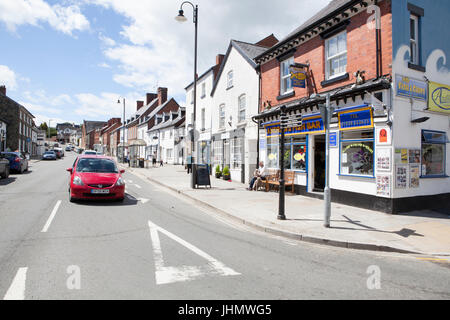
[253,0,449,213]
[0,86,36,154]
[81,120,107,150]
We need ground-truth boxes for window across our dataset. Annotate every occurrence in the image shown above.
[201,83,206,98]
[410,14,419,65]
[219,104,225,129]
[166,149,173,160]
[340,130,374,177]
[421,130,447,177]
[325,31,347,79]
[238,94,246,123]
[266,135,307,171]
[230,137,242,169]
[227,71,233,88]
[201,108,205,130]
[213,140,223,169]
[190,90,194,104]
[280,57,294,94]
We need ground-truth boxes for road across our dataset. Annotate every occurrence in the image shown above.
[0,152,449,300]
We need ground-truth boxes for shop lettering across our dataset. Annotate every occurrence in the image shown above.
[343,143,373,154]
[341,118,371,128]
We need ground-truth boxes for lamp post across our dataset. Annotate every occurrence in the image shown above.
[176,1,198,189]
[278,106,287,220]
[48,119,53,142]
[117,97,126,163]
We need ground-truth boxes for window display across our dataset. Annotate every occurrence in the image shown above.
[266,136,306,171]
[340,130,374,176]
[421,130,446,176]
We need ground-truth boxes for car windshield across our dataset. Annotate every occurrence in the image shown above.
[76,158,118,173]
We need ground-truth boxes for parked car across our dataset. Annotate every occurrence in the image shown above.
[0,152,29,174]
[52,149,62,159]
[67,155,125,202]
[82,150,97,155]
[42,151,57,160]
[0,154,10,179]
[65,146,72,152]
[55,147,64,157]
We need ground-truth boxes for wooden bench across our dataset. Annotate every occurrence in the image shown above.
[265,170,295,193]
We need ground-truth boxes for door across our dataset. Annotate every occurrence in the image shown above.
[313,135,326,192]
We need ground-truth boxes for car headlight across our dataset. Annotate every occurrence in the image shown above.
[115,177,125,186]
[73,176,84,186]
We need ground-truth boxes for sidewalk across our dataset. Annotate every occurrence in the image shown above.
[121,163,450,256]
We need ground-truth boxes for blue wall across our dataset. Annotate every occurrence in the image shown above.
[392,0,450,69]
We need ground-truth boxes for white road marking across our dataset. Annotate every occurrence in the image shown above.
[41,200,62,233]
[134,184,142,189]
[3,267,28,300]
[148,220,240,285]
[139,198,149,204]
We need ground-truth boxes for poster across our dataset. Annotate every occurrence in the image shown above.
[394,148,408,164]
[409,149,421,164]
[395,165,408,189]
[376,148,391,172]
[410,164,420,188]
[376,174,391,197]
[376,127,392,145]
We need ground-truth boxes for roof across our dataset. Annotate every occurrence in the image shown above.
[150,115,185,131]
[0,92,35,118]
[126,97,158,127]
[184,66,215,90]
[83,120,107,134]
[211,38,275,96]
[255,0,363,63]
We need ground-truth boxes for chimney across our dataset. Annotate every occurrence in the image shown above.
[157,87,168,106]
[0,85,5,96]
[146,93,157,105]
[137,100,144,111]
[216,54,225,67]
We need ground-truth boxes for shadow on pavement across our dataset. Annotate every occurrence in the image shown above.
[0,176,17,186]
[72,193,139,207]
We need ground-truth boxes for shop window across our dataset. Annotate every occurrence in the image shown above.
[230,137,242,169]
[213,140,223,168]
[421,130,447,177]
[266,136,307,171]
[340,130,374,177]
[266,143,279,169]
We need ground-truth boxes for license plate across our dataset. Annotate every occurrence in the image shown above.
[91,189,110,194]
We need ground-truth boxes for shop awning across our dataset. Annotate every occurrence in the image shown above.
[129,139,147,147]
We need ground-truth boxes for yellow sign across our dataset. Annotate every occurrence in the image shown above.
[428,81,450,114]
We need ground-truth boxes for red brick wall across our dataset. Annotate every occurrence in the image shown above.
[260,0,392,112]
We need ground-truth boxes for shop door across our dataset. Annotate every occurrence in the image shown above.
[313,135,326,192]
[223,139,230,169]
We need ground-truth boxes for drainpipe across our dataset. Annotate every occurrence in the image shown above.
[375,0,382,78]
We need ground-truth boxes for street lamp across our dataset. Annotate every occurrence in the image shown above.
[175,1,198,189]
[118,97,126,164]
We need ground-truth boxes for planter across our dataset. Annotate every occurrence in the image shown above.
[215,173,222,178]
[222,174,231,180]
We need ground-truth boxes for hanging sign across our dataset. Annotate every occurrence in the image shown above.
[395,75,427,101]
[290,66,307,88]
[338,107,374,131]
[428,81,450,114]
[265,115,324,137]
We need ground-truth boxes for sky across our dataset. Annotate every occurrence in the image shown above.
[0,0,330,126]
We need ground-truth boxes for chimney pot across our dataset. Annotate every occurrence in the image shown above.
[146,93,157,105]
[157,87,168,105]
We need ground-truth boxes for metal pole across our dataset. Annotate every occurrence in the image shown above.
[278,106,286,220]
[190,5,198,189]
[324,93,331,227]
[123,98,125,163]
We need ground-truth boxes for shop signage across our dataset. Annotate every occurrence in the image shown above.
[329,132,337,147]
[376,126,391,146]
[395,75,427,101]
[428,81,450,114]
[265,116,324,137]
[338,107,374,131]
[290,66,307,88]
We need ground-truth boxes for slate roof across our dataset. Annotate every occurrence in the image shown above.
[84,120,107,134]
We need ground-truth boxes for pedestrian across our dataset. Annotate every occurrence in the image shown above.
[248,161,266,191]
[160,159,164,167]
[152,154,157,167]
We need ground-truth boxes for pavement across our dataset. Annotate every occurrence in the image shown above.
[1,153,449,299]
[119,162,450,256]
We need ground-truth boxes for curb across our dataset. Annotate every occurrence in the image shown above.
[124,166,424,255]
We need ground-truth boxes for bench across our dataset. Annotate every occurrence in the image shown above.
[265,170,295,193]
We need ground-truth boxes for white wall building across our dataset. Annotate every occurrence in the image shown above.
[210,39,275,184]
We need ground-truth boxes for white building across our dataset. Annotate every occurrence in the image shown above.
[210,37,278,184]
[185,55,223,166]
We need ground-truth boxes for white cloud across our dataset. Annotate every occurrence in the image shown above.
[0,65,18,90]
[0,0,90,35]
[99,32,116,46]
[89,0,330,96]
[98,62,112,68]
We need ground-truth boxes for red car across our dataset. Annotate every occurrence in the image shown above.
[67,155,125,202]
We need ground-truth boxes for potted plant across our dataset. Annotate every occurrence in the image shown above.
[215,165,222,178]
[222,166,231,181]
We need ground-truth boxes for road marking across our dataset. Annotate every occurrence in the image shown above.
[139,198,149,204]
[416,257,449,262]
[41,200,62,233]
[3,267,28,300]
[134,184,142,189]
[148,220,240,285]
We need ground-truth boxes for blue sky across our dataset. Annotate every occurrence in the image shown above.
[0,0,329,126]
